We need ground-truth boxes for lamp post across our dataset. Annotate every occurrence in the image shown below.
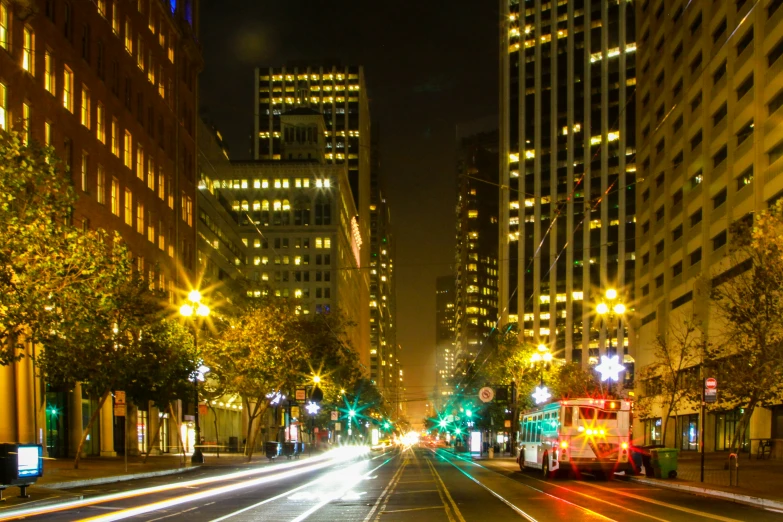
[530,344,553,404]
[595,288,626,395]
[180,290,210,464]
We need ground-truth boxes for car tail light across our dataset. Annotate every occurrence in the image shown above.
[621,442,628,449]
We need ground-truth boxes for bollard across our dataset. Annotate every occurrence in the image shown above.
[488,447,494,459]
[728,453,739,487]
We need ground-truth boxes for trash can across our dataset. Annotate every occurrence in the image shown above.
[264,441,281,461]
[651,448,679,479]
[282,441,297,459]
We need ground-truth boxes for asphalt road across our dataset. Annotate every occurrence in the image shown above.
[2,446,782,521]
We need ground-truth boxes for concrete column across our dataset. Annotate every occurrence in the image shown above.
[148,404,160,455]
[15,344,35,443]
[127,404,138,456]
[69,383,83,457]
[99,395,116,456]
[0,362,18,442]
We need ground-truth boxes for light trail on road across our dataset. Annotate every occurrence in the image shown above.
[0,447,369,522]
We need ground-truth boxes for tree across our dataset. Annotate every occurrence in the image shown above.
[123,316,198,463]
[636,315,702,444]
[706,202,783,452]
[37,272,186,468]
[0,130,98,364]
[202,297,305,461]
[549,363,602,400]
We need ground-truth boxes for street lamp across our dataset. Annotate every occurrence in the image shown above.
[530,343,553,404]
[595,288,626,393]
[180,290,210,464]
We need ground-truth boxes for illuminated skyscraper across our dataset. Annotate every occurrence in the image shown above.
[499,0,636,366]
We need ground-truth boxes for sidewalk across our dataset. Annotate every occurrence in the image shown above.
[624,451,783,511]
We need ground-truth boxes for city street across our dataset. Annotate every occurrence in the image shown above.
[2,446,781,522]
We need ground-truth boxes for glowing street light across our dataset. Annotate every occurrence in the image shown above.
[596,355,625,382]
[180,289,210,465]
[312,375,321,384]
[532,385,551,404]
[439,419,447,428]
[348,409,356,418]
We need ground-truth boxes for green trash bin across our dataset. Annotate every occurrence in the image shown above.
[650,448,679,479]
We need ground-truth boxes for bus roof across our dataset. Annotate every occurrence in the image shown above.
[522,397,632,415]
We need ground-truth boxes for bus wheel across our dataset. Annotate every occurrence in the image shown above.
[542,454,553,479]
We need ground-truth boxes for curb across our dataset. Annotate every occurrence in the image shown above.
[0,491,84,514]
[624,475,783,512]
[39,465,201,490]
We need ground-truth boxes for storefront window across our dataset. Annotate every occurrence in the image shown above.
[137,409,148,455]
[676,414,699,451]
[159,413,169,453]
[714,408,750,452]
[644,418,662,446]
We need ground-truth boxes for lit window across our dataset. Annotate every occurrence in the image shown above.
[136,145,144,179]
[124,131,132,168]
[147,158,155,190]
[274,179,281,188]
[22,27,34,74]
[124,189,133,226]
[282,179,289,188]
[111,178,120,215]
[315,238,323,249]
[95,165,105,204]
[112,1,119,34]
[136,201,144,233]
[63,67,74,112]
[0,3,7,50]
[468,210,478,218]
[44,51,54,94]
[97,0,106,16]
[324,237,331,248]
[262,179,269,188]
[80,86,90,128]
[125,20,133,54]
[96,104,105,142]
[21,103,30,145]
[111,118,119,156]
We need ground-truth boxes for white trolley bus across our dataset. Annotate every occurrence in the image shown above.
[517,397,633,478]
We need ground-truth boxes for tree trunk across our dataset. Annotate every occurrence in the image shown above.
[247,403,270,462]
[73,390,111,469]
[143,426,161,464]
[208,402,220,458]
[243,397,258,457]
[729,398,757,454]
[169,403,186,465]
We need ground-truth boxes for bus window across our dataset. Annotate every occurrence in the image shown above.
[562,406,573,427]
[596,410,618,420]
[536,414,542,442]
[522,418,529,442]
[579,407,596,420]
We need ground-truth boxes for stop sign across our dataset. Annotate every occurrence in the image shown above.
[705,378,717,389]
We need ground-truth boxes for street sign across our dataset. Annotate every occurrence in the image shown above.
[296,389,306,401]
[198,404,208,416]
[334,422,341,432]
[705,377,718,404]
[504,420,511,428]
[479,386,495,403]
[314,427,320,433]
[291,406,300,419]
[114,391,126,405]
[114,404,126,417]
[331,411,339,421]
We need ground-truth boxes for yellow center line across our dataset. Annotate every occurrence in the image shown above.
[578,481,745,522]
[426,456,467,522]
[368,454,409,522]
[382,506,445,514]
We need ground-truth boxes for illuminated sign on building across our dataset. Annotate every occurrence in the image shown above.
[351,216,362,267]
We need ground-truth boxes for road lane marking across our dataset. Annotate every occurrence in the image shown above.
[397,480,435,484]
[426,457,466,522]
[289,458,394,522]
[393,489,439,494]
[577,481,745,522]
[364,453,408,522]
[144,505,199,522]
[381,506,445,514]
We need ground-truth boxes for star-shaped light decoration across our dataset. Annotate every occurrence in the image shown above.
[305,401,320,415]
[595,355,625,382]
[532,385,551,404]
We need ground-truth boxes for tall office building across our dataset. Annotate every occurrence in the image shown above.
[369,170,397,409]
[499,0,636,366]
[634,0,783,449]
[435,276,457,405]
[253,64,374,374]
[454,131,499,367]
[0,0,201,457]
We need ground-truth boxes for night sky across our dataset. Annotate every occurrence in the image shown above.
[199,1,499,424]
